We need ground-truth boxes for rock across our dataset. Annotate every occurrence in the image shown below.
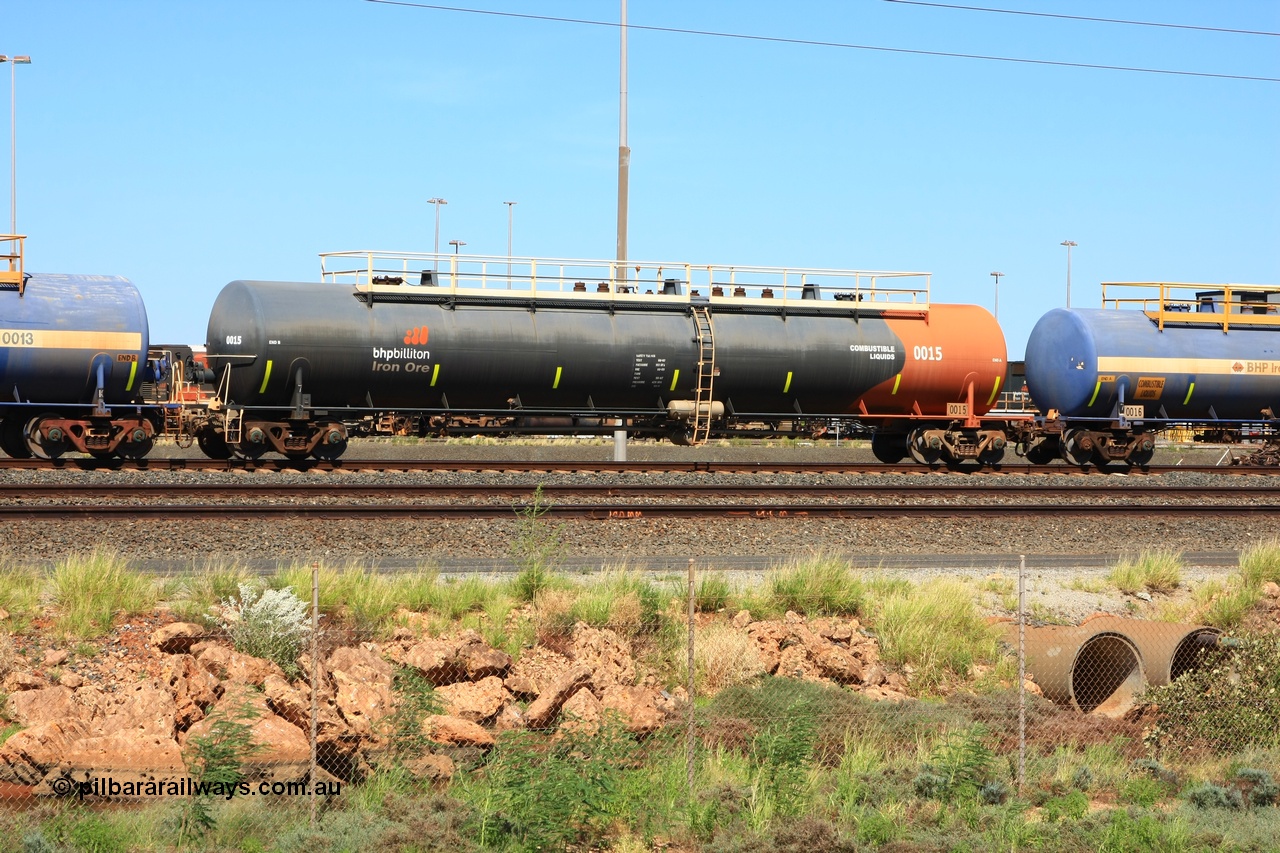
[776,643,823,682]
[570,625,634,690]
[58,732,186,791]
[434,676,510,724]
[461,643,513,680]
[6,686,77,727]
[404,753,454,783]
[523,666,592,730]
[42,650,69,668]
[402,637,464,684]
[813,645,864,685]
[505,647,572,697]
[150,622,208,654]
[196,645,285,686]
[861,664,887,688]
[732,610,753,628]
[3,672,49,692]
[559,687,603,734]
[656,687,688,722]
[746,622,787,675]
[784,610,804,624]
[327,645,395,737]
[185,684,311,783]
[262,674,353,756]
[601,685,663,735]
[504,673,539,699]
[812,617,855,644]
[95,680,178,739]
[1263,581,1280,599]
[0,719,90,785]
[422,715,495,749]
[492,703,524,732]
[58,672,84,690]
[161,654,219,730]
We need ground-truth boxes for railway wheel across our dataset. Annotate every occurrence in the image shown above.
[871,432,908,463]
[977,446,1006,466]
[196,429,233,460]
[312,424,348,460]
[906,428,943,465]
[0,419,33,459]
[1127,435,1156,467]
[25,415,70,459]
[117,432,155,460]
[1062,430,1097,467]
[1025,438,1060,466]
[232,425,270,460]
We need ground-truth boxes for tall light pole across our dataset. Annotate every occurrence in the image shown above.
[1060,240,1077,307]
[616,0,629,285]
[1,55,32,236]
[990,271,1005,321]
[449,239,465,255]
[504,201,516,289]
[427,197,447,272]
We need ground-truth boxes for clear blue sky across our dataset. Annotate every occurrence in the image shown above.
[8,1,1278,358]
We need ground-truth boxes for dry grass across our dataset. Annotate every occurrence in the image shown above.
[1108,550,1183,595]
[687,621,765,696]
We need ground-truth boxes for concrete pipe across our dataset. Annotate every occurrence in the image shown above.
[1080,616,1221,686]
[1007,624,1145,717]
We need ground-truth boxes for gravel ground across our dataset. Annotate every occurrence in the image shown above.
[1,438,1273,621]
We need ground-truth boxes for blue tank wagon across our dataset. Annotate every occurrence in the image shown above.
[1024,282,1280,465]
[0,270,155,458]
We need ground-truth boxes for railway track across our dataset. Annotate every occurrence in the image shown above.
[0,458,1275,476]
[3,481,1275,520]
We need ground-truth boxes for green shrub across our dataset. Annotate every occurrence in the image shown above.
[1146,634,1280,754]
[509,486,567,603]
[1185,782,1243,810]
[1236,768,1279,807]
[215,583,312,675]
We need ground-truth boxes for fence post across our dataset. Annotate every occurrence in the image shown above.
[310,561,320,828]
[1017,554,1026,794]
[687,558,696,797]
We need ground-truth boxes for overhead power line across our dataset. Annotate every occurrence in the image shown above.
[883,0,1280,38]
[365,1,1280,83]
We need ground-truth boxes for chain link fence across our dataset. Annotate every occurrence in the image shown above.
[0,552,1276,849]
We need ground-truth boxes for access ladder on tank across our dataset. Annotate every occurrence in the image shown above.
[691,305,717,445]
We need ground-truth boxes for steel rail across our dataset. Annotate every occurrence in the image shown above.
[2,502,1276,520]
[3,483,1279,500]
[0,458,1274,476]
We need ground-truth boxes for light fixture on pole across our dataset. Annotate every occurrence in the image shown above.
[990,272,1005,321]
[1,55,32,236]
[1060,240,1077,307]
[449,239,465,255]
[427,197,447,271]
[504,201,517,289]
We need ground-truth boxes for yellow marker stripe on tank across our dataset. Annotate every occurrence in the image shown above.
[783,371,793,394]
[553,366,562,389]
[1087,379,1102,407]
[669,369,680,391]
[891,374,902,395]
[1183,382,1195,405]
[986,375,1002,406]
[125,360,137,392]
[258,360,273,394]
[430,364,440,387]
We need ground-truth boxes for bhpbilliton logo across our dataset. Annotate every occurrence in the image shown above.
[404,327,429,345]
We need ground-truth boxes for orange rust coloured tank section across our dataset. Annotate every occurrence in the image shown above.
[855,304,1007,420]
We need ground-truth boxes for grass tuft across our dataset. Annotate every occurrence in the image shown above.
[52,548,156,638]
[871,579,998,693]
[1108,550,1182,595]
[765,553,865,615]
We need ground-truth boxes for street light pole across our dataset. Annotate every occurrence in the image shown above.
[1,55,32,235]
[990,272,1005,321]
[449,239,465,255]
[1060,240,1077,307]
[427,197,447,272]
[504,201,516,289]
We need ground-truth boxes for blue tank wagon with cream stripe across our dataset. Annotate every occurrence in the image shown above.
[1023,282,1280,466]
[0,269,157,458]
